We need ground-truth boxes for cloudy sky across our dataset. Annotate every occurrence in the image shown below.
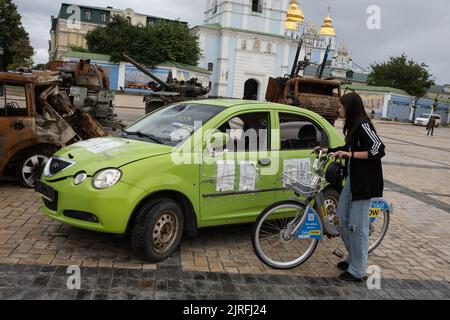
[13,0,450,84]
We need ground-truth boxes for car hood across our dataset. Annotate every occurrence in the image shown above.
[46,137,173,178]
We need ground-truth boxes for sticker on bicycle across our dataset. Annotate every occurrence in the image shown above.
[295,208,322,240]
[369,199,389,224]
[321,205,327,218]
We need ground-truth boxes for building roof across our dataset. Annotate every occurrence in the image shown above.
[429,84,450,94]
[64,49,112,62]
[57,3,187,24]
[159,62,211,75]
[194,23,289,40]
[63,50,210,74]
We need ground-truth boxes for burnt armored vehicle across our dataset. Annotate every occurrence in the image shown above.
[122,54,210,114]
[0,71,107,188]
[46,60,124,130]
[265,39,342,126]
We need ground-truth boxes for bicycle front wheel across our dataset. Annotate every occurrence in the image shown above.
[251,201,319,269]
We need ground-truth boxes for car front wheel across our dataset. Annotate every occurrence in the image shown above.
[16,151,52,188]
[131,198,184,262]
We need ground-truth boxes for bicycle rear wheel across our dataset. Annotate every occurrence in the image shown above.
[251,201,319,269]
[368,208,390,253]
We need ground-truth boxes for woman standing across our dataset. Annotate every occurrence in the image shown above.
[317,92,385,282]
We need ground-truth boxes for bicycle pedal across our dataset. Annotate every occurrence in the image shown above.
[333,249,345,258]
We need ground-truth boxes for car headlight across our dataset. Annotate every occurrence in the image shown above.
[92,169,122,189]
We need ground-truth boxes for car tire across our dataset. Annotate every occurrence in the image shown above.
[15,149,54,188]
[131,198,184,262]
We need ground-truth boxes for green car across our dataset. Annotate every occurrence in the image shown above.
[37,100,344,262]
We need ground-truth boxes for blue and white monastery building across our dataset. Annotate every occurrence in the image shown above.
[191,0,365,100]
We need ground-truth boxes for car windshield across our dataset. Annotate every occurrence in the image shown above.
[420,114,430,118]
[124,103,225,146]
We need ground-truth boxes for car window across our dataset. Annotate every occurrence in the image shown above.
[0,82,28,117]
[217,112,270,152]
[279,112,324,150]
[125,103,225,146]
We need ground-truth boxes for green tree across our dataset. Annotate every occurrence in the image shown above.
[432,94,439,114]
[85,15,201,67]
[0,0,34,70]
[368,54,435,97]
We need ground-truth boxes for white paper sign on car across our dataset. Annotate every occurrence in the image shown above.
[216,160,235,192]
[239,161,257,191]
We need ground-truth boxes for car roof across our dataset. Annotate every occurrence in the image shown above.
[184,99,323,118]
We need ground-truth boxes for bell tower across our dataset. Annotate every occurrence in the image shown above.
[204,0,288,35]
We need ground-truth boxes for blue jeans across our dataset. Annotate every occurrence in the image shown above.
[337,171,371,278]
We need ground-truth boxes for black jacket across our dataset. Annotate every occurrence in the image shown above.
[329,121,385,201]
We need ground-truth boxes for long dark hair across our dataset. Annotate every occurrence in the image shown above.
[340,92,373,142]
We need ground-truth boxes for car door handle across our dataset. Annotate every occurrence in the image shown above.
[258,158,271,167]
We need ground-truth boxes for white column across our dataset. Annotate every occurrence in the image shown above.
[223,1,232,27]
[118,62,126,89]
[198,33,207,67]
[216,35,230,97]
[264,0,271,33]
[282,43,290,75]
[382,93,391,119]
[242,0,250,30]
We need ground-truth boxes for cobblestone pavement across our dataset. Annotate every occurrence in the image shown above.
[0,121,449,299]
[0,257,449,300]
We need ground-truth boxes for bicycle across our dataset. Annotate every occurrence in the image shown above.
[251,150,392,269]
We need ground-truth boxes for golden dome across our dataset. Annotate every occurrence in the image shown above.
[318,14,336,36]
[285,0,305,31]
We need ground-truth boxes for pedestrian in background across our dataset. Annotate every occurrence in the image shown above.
[426,116,436,136]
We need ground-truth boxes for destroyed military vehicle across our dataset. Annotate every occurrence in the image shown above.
[0,71,107,188]
[122,54,210,114]
[265,38,342,126]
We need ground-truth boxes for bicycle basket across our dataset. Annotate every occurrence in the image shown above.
[283,169,324,196]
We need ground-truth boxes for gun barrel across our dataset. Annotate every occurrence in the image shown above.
[121,53,168,89]
[290,39,303,77]
[317,41,331,79]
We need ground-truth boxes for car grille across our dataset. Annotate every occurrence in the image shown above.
[44,191,58,211]
[48,158,74,176]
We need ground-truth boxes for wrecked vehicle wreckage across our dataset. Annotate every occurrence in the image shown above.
[0,71,108,188]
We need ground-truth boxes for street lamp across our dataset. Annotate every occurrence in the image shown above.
[0,46,4,72]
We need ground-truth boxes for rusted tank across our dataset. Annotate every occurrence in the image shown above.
[121,54,210,114]
[266,77,342,125]
[46,59,124,130]
[265,37,342,126]
[0,71,107,188]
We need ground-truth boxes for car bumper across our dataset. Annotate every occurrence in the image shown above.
[40,178,145,234]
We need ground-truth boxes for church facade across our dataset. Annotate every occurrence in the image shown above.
[191,0,362,100]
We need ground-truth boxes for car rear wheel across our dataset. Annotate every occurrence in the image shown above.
[131,198,184,262]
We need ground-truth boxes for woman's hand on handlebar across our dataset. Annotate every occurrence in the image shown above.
[333,150,351,159]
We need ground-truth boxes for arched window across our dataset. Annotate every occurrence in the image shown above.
[241,40,247,50]
[266,43,272,53]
